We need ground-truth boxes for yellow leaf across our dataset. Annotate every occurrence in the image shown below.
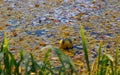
[3,32,8,49]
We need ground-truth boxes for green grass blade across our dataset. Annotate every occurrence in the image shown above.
[118,71,120,75]
[9,52,19,75]
[116,47,119,65]
[19,49,24,62]
[1,33,11,75]
[110,61,114,75]
[0,52,4,74]
[104,54,114,62]
[40,49,52,75]
[1,32,8,52]
[100,55,108,75]
[100,53,114,75]
[53,47,77,74]
[25,60,29,75]
[54,47,66,74]
[115,47,119,75]
[80,25,90,75]
[66,57,77,75]
[105,54,114,75]
[43,49,51,64]
[97,41,102,75]
[28,53,40,74]
[98,41,102,66]
[116,47,119,64]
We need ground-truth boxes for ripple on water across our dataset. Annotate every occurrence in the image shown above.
[8,25,18,30]
[104,33,113,38]
[34,30,48,37]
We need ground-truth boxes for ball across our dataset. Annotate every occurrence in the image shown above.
[59,38,73,49]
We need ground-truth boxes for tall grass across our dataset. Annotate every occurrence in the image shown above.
[97,41,102,75]
[80,25,119,75]
[0,26,119,75]
[0,32,77,75]
[80,26,90,75]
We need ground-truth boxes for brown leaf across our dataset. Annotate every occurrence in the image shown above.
[39,41,46,46]
[35,4,39,8]
[10,48,15,51]
[12,30,18,37]
[0,26,3,30]
[7,7,13,10]
[105,25,111,29]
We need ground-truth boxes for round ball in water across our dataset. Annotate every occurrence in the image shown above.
[59,38,73,49]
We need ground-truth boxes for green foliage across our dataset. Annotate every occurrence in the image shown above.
[80,25,120,75]
[80,25,90,75]
[0,33,77,75]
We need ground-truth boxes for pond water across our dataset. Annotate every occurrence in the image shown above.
[0,0,120,59]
